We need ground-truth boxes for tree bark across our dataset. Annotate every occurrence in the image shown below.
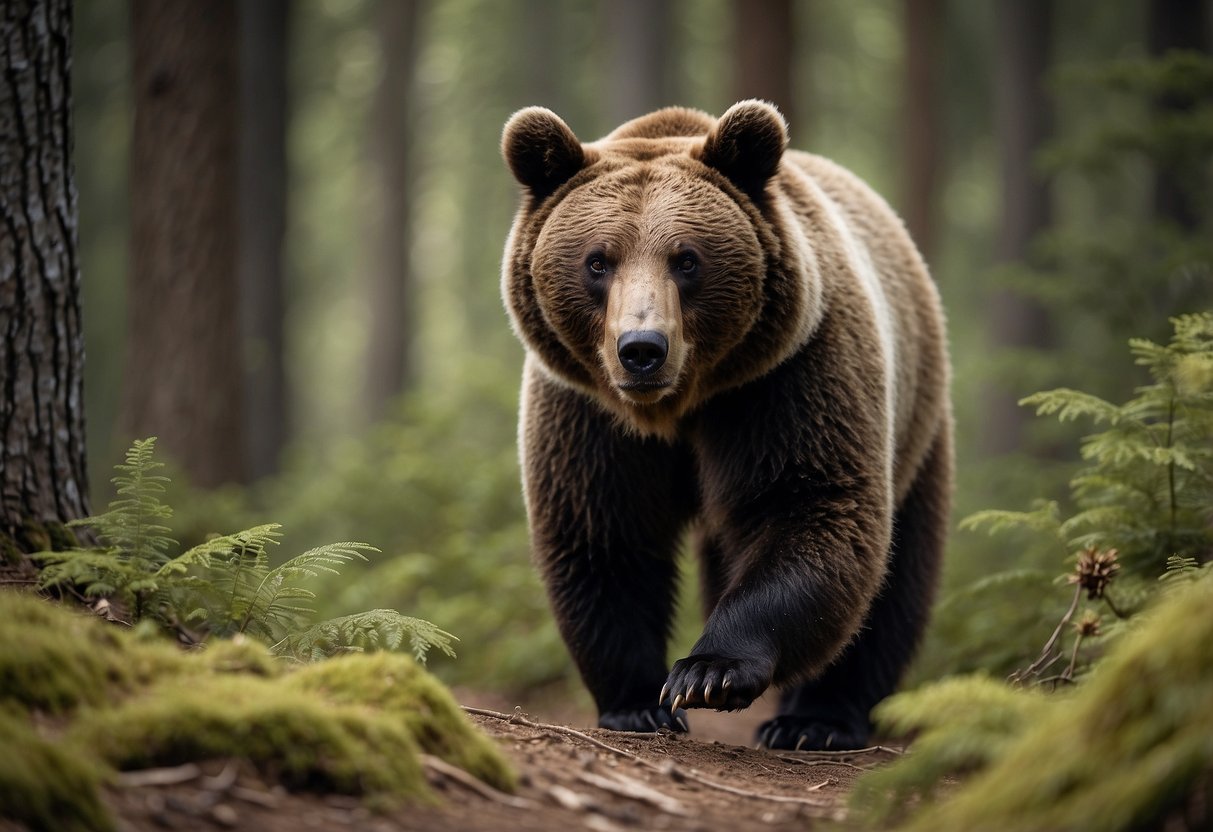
[984,0,1055,456]
[238,0,290,479]
[122,1,244,486]
[0,0,91,556]
[732,0,798,133]
[902,0,941,261]
[363,0,422,423]
[606,0,673,126]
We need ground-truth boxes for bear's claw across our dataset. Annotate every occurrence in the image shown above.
[660,653,770,712]
[599,705,689,734]
[755,715,869,751]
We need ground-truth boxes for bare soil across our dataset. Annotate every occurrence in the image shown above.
[102,693,896,831]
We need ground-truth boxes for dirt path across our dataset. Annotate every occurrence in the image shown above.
[104,699,896,831]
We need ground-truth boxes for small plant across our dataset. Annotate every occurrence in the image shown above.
[34,438,456,664]
[961,313,1213,682]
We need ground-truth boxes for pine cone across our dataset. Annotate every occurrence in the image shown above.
[1068,547,1120,600]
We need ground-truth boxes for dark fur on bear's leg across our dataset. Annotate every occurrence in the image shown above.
[756,429,952,750]
[522,370,698,732]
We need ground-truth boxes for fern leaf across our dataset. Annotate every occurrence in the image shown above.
[157,524,283,579]
[959,502,1064,540]
[1019,389,1121,424]
[273,609,458,664]
[232,543,377,640]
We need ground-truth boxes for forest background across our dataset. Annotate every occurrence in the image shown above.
[56,0,1213,701]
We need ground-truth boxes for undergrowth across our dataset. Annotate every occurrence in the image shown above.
[33,438,456,664]
[0,592,514,831]
[859,315,1213,828]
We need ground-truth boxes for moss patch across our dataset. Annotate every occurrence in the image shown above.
[862,577,1213,831]
[291,653,517,792]
[74,673,431,800]
[0,591,181,712]
[0,591,514,828]
[0,708,111,832]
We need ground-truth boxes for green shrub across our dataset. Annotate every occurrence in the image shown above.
[33,438,455,663]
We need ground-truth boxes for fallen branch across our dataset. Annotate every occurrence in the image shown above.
[420,754,535,810]
[576,769,690,816]
[775,756,871,771]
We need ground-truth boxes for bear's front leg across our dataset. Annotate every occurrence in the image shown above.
[522,365,698,732]
[664,347,893,720]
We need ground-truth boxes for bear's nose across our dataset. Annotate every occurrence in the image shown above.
[617,330,668,377]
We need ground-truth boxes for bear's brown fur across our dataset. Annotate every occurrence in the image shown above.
[501,101,952,750]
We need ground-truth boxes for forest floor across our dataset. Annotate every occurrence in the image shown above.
[100,691,896,831]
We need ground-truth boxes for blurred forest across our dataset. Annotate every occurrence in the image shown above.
[62,0,1212,700]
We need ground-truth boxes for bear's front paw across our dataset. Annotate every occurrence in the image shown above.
[599,705,689,734]
[660,654,771,712]
[756,715,869,751]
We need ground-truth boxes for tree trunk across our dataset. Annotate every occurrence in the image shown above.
[732,0,798,132]
[122,1,244,486]
[902,0,941,261]
[1147,0,1211,230]
[983,0,1055,456]
[0,0,91,557]
[606,0,673,126]
[363,0,422,423]
[239,0,290,479]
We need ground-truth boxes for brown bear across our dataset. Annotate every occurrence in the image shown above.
[500,100,952,750]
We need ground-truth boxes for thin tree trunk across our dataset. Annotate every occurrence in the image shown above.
[606,0,673,125]
[902,0,941,261]
[123,1,244,486]
[239,0,290,479]
[1147,0,1211,230]
[0,0,91,555]
[364,0,422,423]
[732,0,797,132]
[983,0,1055,456]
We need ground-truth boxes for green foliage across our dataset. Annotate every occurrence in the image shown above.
[0,592,513,828]
[924,316,1213,684]
[853,675,1048,821]
[243,375,568,692]
[857,573,1213,830]
[971,314,1213,576]
[1030,51,1213,404]
[275,609,458,663]
[33,439,454,664]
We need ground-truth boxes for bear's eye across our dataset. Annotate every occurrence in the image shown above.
[675,252,699,276]
[586,255,608,276]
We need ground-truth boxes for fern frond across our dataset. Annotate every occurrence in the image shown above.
[233,543,378,639]
[1019,389,1121,424]
[74,437,177,565]
[959,501,1064,540]
[157,524,283,579]
[274,609,458,664]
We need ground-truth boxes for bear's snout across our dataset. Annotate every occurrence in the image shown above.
[617,330,669,378]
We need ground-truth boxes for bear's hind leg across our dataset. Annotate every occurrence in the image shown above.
[757,427,952,750]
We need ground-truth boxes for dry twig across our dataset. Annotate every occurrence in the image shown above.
[576,769,690,816]
[420,754,535,810]
[115,763,203,788]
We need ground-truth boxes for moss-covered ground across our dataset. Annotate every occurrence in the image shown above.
[0,591,513,832]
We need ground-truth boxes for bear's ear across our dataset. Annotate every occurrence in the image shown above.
[502,107,589,199]
[698,100,788,199]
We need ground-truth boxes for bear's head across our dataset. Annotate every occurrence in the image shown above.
[501,100,818,437]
